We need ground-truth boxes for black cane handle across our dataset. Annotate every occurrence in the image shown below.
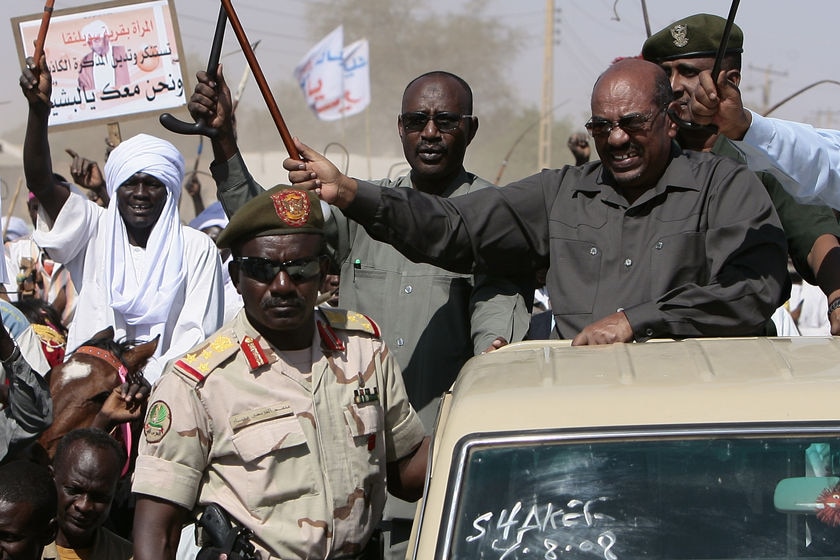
[159,4,226,137]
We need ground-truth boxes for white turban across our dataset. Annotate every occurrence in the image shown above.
[188,200,228,232]
[103,134,186,330]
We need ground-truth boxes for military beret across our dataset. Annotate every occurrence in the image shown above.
[642,13,743,63]
[216,184,324,249]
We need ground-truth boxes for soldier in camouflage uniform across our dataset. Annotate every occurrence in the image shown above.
[132,185,429,560]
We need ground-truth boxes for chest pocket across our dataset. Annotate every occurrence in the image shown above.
[548,238,602,315]
[343,402,386,481]
[344,402,383,439]
[230,412,318,507]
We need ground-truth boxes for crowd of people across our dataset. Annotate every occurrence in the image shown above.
[0,11,837,560]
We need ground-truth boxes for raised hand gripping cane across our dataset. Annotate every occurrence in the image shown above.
[33,0,55,68]
[159,5,226,137]
[220,0,300,159]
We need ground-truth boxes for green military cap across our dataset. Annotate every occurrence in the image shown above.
[642,13,743,63]
[216,184,324,249]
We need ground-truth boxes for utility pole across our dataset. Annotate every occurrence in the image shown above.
[538,0,555,170]
[748,64,787,114]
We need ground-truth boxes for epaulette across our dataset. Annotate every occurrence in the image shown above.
[173,329,239,384]
[319,307,381,338]
[317,307,381,352]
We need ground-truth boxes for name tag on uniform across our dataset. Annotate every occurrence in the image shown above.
[229,401,294,430]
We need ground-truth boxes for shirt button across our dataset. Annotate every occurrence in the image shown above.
[590,247,598,256]
[624,258,633,267]
[655,241,663,250]
[404,285,413,294]
[396,337,405,347]
[645,328,654,337]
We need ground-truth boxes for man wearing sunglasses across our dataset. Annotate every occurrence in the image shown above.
[285,58,789,346]
[188,69,530,555]
[133,185,428,560]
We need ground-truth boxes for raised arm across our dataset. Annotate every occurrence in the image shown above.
[19,56,69,222]
[189,65,267,217]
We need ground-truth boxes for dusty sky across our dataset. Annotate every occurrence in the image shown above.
[2,0,838,138]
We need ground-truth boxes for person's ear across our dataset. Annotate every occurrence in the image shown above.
[397,114,405,141]
[724,68,741,88]
[664,103,679,138]
[465,116,479,145]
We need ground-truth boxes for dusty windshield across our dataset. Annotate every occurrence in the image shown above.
[449,433,840,559]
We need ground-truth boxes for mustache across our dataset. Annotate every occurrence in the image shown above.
[261,296,303,309]
[417,141,446,151]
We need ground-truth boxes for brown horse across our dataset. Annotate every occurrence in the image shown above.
[38,326,159,458]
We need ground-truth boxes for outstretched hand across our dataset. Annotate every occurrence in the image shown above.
[19,56,51,110]
[283,138,358,208]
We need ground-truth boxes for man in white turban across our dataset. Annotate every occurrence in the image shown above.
[19,58,223,382]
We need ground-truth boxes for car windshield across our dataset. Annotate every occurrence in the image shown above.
[448,432,840,559]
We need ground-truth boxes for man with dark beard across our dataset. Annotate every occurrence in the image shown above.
[285,59,789,345]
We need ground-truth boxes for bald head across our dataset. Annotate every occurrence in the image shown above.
[402,71,472,114]
[593,59,673,110]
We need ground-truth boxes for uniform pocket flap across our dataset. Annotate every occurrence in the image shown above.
[344,403,383,438]
[231,415,308,462]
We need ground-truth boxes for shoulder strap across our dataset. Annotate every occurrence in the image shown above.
[173,329,239,384]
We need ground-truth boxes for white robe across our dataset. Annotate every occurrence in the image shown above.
[34,193,223,381]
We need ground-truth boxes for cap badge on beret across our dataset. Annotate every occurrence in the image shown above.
[271,189,311,227]
[670,24,689,48]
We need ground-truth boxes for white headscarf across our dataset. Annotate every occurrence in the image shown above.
[188,200,228,232]
[103,134,186,328]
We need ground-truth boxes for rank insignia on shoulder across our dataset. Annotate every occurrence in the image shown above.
[354,386,379,404]
[319,307,381,338]
[240,335,276,371]
[174,330,239,383]
[317,320,346,352]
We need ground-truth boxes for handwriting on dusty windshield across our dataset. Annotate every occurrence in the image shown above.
[464,497,618,559]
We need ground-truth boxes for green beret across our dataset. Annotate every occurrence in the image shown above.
[642,13,743,63]
[216,184,324,249]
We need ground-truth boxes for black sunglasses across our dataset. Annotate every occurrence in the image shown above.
[400,111,473,133]
[235,256,323,283]
[584,108,665,138]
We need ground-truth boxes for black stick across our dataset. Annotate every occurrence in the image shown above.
[159,4,226,137]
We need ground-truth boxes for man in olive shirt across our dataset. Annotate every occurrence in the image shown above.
[285,59,789,344]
